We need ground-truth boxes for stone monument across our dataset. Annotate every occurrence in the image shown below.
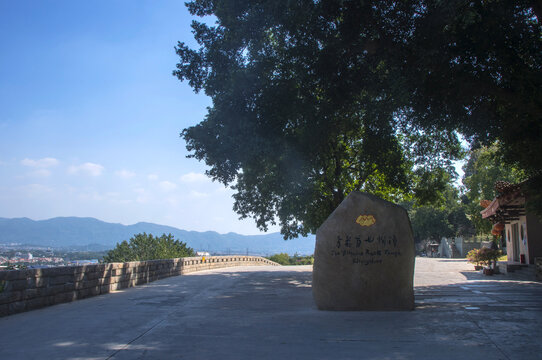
[312,192,415,310]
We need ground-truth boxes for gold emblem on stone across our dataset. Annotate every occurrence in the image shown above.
[356,214,376,227]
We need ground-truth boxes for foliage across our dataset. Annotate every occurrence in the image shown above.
[404,1,541,178]
[466,249,482,266]
[103,233,195,263]
[462,143,526,234]
[477,247,502,267]
[407,179,475,242]
[174,1,541,237]
[60,251,108,262]
[267,253,314,265]
[174,0,467,238]
[5,264,28,270]
[467,248,502,268]
[267,253,290,265]
[410,206,454,242]
[291,253,315,265]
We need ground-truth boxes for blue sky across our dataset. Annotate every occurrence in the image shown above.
[0,1,280,234]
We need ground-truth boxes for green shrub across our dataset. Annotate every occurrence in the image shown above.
[267,253,291,265]
[267,253,314,265]
[467,248,501,268]
[477,247,501,267]
[103,233,194,263]
[466,249,482,266]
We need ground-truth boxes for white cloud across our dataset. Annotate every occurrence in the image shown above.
[147,174,158,181]
[166,198,179,206]
[68,162,104,177]
[19,183,53,197]
[159,180,177,191]
[21,157,59,168]
[189,190,210,198]
[180,172,210,183]
[136,195,150,204]
[215,186,231,193]
[115,169,136,179]
[132,188,152,203]
[30,169,52,177]
[78,191,104,201]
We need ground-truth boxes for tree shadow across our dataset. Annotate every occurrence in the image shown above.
[2,268,542,360]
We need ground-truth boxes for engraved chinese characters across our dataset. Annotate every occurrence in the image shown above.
[313,192,415,310]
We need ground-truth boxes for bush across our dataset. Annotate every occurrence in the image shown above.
[477,247,502,267]
[267,253,291,265]
[467,248,501,268]
[103,233,195,263]
[267,253,314,265]
[466,249,482,266]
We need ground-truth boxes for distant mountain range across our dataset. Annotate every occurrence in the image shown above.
[0,217,315,255]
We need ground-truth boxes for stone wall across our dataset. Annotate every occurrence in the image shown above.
[436,237,483,258]
[0,256,278,317]
[438,238,453,258]
[459,239,483,257]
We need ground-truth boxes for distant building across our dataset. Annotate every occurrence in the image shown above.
[196,251,210,257]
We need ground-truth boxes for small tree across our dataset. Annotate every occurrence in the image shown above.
[103,233,195,263]
[467,248,501,269]
[466,249,482,268]
[477,247,502,268]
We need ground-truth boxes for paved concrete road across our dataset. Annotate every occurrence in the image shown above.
[0,258,541,360]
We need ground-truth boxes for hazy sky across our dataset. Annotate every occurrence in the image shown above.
[0,1,281,234]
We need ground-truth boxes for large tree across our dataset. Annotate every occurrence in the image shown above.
[462,143,526,234]
[406,174,475,243]
[174,0,540,238]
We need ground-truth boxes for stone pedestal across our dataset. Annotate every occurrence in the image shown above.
[312,192,415,310]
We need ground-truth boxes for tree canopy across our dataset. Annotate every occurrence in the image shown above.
[461,143,526,234]
[174,0,541,238]
[103,233,195,263]
[267,252,314,265]
[406,175,475,243]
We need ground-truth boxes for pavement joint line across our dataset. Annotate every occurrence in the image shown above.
[471,320,512,360]
[320,339,415,343]
[105,318,166,360]
[460,284,511,307]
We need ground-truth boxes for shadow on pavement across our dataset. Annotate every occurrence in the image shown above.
[1,267,541,359]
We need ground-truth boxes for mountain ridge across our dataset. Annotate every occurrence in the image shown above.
[0,217,315,255]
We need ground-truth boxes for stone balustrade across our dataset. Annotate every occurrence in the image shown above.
[0,256,279,317]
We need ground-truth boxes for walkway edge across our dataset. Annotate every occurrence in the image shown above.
[0,255,279,317]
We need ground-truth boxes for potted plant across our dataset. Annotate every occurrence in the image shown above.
[467,249,483,270]
[478,247,502,275]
